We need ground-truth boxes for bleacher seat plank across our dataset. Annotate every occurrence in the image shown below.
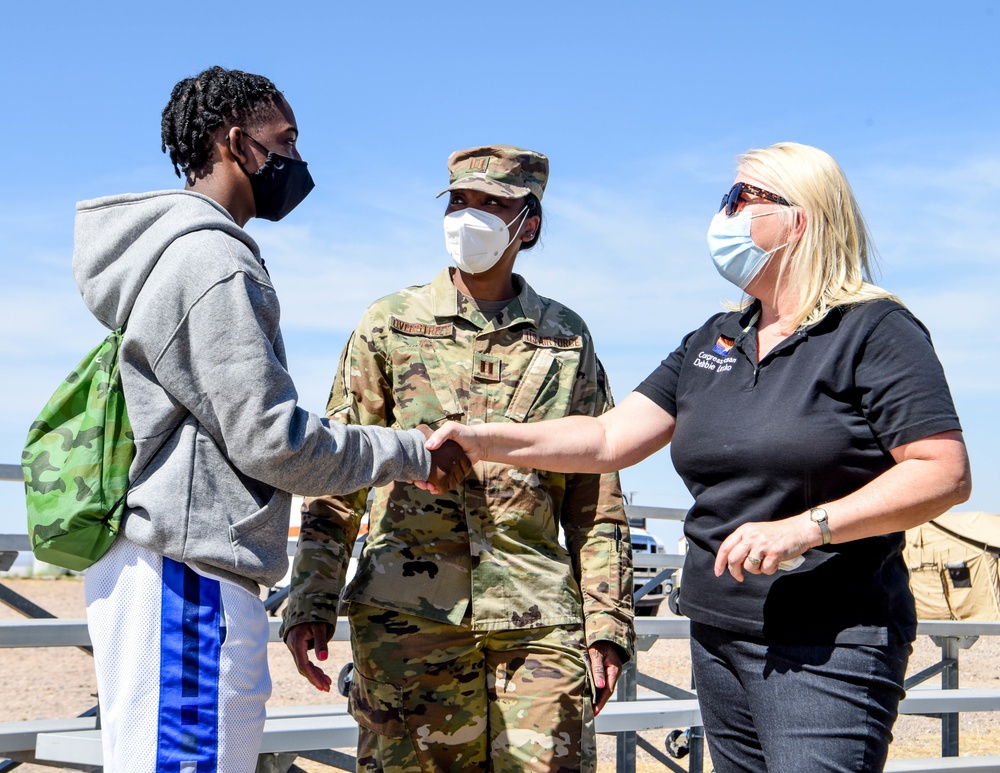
[595,699,702,733]
[0,618,91,648]
[32,689,1000,767]
[36,713,360,767]
[899,688,1000,715]
[10,612,1000,770]
[0,716,96,755]
[885,756,1000,772]
[258,715,358,754]
[591,688,1000,732]
[1,616,692,649]
[32,728,103,767]
[266,703,349,719]
[10,616,995,649]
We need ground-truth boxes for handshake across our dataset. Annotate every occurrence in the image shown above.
[414,424,473,494]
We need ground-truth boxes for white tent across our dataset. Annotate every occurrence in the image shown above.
[903,512,1000,621]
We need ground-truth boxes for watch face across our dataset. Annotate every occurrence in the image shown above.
[810,507,831,545]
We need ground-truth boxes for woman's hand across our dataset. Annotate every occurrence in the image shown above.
[413,424,473,493]
[715,513,818,582]
[588,641,624,715]
[424,393,677,477]
[284,621,335,692]
[424,421,486,465]
[715,431,971,582]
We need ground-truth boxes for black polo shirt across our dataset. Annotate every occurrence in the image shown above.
[635,299,961,645]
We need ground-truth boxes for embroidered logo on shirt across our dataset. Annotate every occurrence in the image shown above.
[693,350,736,374]
[389,317,454,338]
[522,331,583,349]
[712,336,735,356]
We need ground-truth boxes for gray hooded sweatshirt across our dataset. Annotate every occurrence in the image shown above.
[73,190,431,592]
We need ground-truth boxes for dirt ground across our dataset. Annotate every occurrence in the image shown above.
[1,577,998,772]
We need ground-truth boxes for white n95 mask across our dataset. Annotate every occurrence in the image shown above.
[706,209,787,290]
[443,206,529,274]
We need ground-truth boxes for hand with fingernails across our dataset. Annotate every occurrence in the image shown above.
[714,510,824,582]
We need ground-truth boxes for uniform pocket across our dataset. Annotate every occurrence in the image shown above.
[386,326,463,428]
[609,539,635,608]
[606,535,624,600]
[505,333,583,423]
[349,669,406,738]
[590,533,631,606]
[505,348,557,422]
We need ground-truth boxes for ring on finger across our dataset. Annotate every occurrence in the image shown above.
[746,555,762,567]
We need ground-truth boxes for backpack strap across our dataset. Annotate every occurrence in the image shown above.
[106,324,188,525]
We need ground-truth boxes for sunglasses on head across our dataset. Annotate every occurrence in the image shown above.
[720,182,791,217]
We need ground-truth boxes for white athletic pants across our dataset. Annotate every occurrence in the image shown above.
[85,537,271,773]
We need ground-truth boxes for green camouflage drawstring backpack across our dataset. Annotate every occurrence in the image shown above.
[22,328,133,571]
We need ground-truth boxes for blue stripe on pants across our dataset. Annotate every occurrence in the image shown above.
[157,558,222,773]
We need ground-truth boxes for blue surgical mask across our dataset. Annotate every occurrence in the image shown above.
[706,209,786,289]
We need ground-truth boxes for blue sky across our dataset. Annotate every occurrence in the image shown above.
[0,1,997,547]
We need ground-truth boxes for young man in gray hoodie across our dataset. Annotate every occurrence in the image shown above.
[73,66,469,773]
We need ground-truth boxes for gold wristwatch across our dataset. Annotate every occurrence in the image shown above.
[809,507,831,545]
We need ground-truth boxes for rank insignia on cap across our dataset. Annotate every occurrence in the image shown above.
[468,157,490,172]
[712,336,735,356]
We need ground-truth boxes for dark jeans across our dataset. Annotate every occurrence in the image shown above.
[690,621,911,773]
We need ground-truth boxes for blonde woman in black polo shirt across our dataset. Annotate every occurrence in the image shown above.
[426,142,972,773]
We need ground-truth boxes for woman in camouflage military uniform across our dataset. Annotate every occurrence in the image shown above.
[282,145,634,772]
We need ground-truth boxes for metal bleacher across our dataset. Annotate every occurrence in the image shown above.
[2,465,1000,771]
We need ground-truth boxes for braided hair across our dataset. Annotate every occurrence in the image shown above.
[161,66,281,179]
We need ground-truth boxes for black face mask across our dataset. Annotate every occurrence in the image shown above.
[238,134,315,221]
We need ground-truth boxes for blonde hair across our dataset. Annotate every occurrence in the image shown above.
[736,142,898,330]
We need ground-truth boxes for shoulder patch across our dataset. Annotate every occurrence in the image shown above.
[522,331,583,349]
[389,317,454,338]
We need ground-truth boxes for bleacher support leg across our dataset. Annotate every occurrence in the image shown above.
[615,660,637,773]
[940,636,959,757]
[688,724,705,773]
[689,667,704,772]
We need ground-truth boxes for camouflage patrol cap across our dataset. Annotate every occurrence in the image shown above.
[437,145,548,201]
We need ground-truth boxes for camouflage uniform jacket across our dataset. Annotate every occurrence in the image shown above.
[282,268,634,660]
